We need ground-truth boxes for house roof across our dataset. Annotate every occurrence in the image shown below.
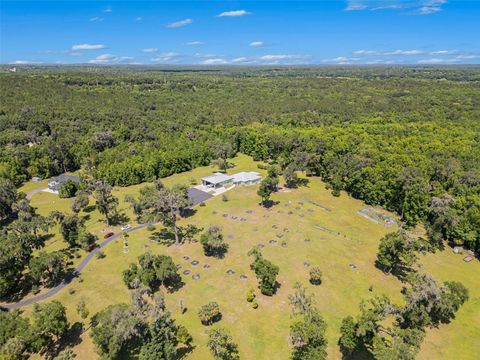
[231,172,261,183]
[201,173,233,184]
[49,174,80,184]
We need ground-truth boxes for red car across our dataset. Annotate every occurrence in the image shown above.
[103,231,115,239]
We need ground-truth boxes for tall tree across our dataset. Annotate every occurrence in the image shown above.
[0,178,17,221]
[207,328,240,360]
[93,180,119,226]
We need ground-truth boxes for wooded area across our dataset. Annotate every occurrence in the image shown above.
[1,66,479,253]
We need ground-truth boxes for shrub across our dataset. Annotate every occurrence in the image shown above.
[222,194,228,202]
[309,266,322,285]
[199,202,206,207]
[96,251,106,259]
[201,225,228,258]
[246,289,255,302]
[249,248,279,296]
[146,224,156,231]
[252,301,258,309]
[198,301,222,325]
[59,180,78,198]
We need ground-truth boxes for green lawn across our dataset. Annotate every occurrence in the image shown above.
[14,154,479,360]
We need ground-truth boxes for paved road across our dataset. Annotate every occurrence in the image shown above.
[1,187,213,310]
[1,224,147,310]
[0,187,212,310]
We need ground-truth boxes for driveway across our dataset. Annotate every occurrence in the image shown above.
[188,188,213,206]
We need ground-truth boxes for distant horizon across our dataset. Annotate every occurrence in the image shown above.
[1,1,479,66]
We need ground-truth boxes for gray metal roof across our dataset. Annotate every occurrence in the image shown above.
[201,173,233,184]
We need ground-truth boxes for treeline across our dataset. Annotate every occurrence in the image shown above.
[1,68,479,252]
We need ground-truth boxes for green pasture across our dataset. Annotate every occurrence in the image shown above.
[14,154,479,360]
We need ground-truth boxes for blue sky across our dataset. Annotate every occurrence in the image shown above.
[1,0,479,65]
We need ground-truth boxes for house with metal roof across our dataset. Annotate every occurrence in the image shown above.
[231,171,261,185]
[47,174,80,193]
[201,173,234,189]
[200,171,262,189]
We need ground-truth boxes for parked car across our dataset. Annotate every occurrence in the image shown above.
[103,231,115,239]
[121,224,132,231]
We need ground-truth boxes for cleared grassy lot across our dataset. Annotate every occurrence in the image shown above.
[15,154,479,360]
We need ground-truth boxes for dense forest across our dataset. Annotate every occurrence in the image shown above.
[1,66,480,257]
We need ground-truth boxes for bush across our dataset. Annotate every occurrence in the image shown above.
[146,224,156,231]
[96,251,106,259]
[309,266,322,285]
[246,289,255,302]
[59,180,78,198]
[252,301,258,309]
[199,202,206,207]
[198,301,222,325]
[201,225,228,258]
[222,194,228,202]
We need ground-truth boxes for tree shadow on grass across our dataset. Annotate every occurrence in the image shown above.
[57,322,84,352]
[260,200,280,209]
[374,260,413,283]
[109,212,130,226]
[175,344,196,359]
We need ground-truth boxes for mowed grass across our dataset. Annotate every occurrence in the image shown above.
[14,154,480,360]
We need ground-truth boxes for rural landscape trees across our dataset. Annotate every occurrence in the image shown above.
[0,66,479,359]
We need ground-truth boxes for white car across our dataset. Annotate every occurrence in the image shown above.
[121,224,132,231]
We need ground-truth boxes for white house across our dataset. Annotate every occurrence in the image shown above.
[201,173,234,189]
[231,171,261,185]
[47,174,80,193]
[200,171,262,189]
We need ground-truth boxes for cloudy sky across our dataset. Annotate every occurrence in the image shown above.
[1,0,479,65]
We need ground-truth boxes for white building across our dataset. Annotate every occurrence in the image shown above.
[231,171,261,185]
[201,173,234,189]
[200,171,262,189]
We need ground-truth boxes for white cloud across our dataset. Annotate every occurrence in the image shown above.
[418,58,459,64]
[186,41,205,46]
[142,48,158,53]
[90,17,104,22]
[354,49,454,56]
[88,54,134,64]
[322,56,361,64]
[344,0,448,14]
[103,6,112,13]
[151,52,180,62]
[259,54,309,61]
[166,18,193,28]
[217,10,251,17]
[11,60,41,64]
[72,43,106,50]
[193,53,217,58]
[200,58,229,65]
[250,41,265,47]
[345,1,368,11]
[231,57,249,63]
[417,6,442,14]
[455,54,480,59]
[135,17,143,21]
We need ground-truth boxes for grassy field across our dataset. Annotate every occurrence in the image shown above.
[13,154,479,360]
